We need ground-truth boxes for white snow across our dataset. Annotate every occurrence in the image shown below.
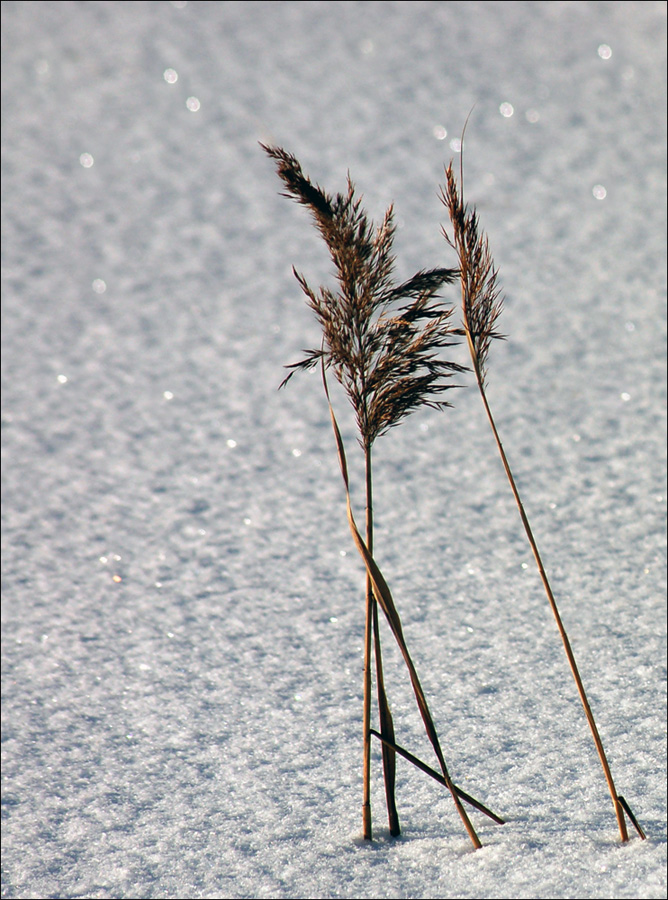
[1,2,666,898]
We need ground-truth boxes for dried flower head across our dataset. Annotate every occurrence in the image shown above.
[262,144,466,445]
[440,162,504,386]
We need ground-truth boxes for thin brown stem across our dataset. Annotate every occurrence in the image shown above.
[362,607,373,839]
[443,147,640,842]
[364,444,400,837]
[362,456,373,840]
[474,360,629,842]
[372,599,400,835]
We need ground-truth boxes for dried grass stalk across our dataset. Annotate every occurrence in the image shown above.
[262,143,493,847]
[440,141,645,843]
[321,364,482,848]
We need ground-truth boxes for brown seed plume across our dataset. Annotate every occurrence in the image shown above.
[262,143,466,446]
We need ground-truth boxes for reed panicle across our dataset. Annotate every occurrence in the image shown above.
[262,143,500,847]
[262,145,464,445]
[439,163,504,388]
[440,142,645,843]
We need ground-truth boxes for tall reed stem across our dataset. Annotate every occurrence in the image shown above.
[472,356,629,841]
[441,147,641,841]
[365,445,401,837]
[362,447,373,839]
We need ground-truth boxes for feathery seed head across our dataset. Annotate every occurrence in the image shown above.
[263,144,465,445]
[440,161,504,387]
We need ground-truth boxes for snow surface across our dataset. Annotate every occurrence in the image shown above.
[1,1,666,898]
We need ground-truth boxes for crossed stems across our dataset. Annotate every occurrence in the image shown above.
[323,366,502,848]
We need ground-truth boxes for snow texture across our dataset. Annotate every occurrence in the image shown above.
[1,1,666,898]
